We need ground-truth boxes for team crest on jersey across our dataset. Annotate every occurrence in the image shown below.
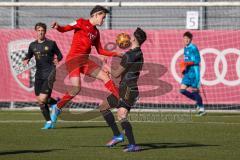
[8,39,36,92]
[44,46,49,51]
[88,33,97,43]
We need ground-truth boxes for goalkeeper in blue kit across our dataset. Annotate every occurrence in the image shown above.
[179,31,206,116]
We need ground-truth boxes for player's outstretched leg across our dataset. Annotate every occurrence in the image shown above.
[104,80,119,99]
[50,92,76,123]
[90,68,119,99]
[51,77,80,123]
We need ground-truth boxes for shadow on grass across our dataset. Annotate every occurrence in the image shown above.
[0,149,64,156]
[76,142,219,151]
[57,125,107,129]
[135,142,219,151]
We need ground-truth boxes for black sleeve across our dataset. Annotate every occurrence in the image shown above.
[24,43,34,60]
[53,41,63,61]
[120,54,129,68]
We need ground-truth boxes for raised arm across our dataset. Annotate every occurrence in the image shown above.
[52,20,81,33]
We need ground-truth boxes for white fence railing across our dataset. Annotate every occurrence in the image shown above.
[1,2,240,7]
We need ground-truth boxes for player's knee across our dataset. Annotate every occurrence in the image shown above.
[37,99,45,106]
[99,103,106,112]
[117,112,127,121]
[117,107,128,120]
[37,97,47,105]
[100,71,110,83]
[99,101,110,112]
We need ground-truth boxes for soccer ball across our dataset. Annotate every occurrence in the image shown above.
[116,33,131,49]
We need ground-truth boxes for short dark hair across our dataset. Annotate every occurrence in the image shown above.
[90,5,109,16]
[183,31,193,39]
[134,27,147,46]
[35,22,47,31]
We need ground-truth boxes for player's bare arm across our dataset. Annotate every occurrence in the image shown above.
[52,21,76,32]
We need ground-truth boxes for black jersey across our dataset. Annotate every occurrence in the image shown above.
[119,47,144,88]
[24,39,63,79]
[106,47,143,111]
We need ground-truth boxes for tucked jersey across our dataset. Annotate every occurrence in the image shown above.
[57,18,118,59]
[120,47,144,88]
[25,39,63,79]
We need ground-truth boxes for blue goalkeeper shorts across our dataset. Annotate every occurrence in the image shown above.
[181,72,200,88]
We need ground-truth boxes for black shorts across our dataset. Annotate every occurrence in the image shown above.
[107,85,139,111]
[34,78,54,96]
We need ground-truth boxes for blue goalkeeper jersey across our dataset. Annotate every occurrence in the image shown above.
[184,43,200,65]
[182,43,201,88]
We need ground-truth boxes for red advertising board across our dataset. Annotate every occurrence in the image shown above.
[1,29,240,104]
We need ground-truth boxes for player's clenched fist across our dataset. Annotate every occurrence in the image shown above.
[53,58,59,65]
[180,61,186,74]
[22,59,29,66]
[180,61,194,74]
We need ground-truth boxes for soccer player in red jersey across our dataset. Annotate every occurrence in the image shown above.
[50,5,121,123]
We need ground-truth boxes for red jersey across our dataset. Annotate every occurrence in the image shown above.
[57,18,117,58]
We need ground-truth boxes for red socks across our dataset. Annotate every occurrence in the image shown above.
[105,80,119,98]
[57,80,118,109]
[57,93,74,109]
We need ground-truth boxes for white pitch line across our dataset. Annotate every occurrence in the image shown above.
[0,120,240,125]
[206,115,240,118]
[0,114,239,118]
[1,108,240,113]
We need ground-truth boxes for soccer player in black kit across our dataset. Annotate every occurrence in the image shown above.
[100,28,147,152]
[23,22,63,129]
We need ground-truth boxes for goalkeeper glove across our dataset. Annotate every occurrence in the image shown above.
[180,61,194,74]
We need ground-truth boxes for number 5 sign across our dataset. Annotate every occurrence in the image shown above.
[186,11,199,29]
